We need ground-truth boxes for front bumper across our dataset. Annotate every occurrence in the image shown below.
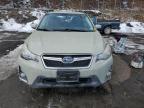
[31,76,102,88]
[18,55,113,88]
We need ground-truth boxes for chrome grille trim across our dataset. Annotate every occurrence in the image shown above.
[43,56,91,63]
[41,54,93,69]
[43,57,62,62]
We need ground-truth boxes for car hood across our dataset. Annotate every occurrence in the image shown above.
[26,31,105,55]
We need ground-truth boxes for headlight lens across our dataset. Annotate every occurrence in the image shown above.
[96,44,112,61]
[20,44,39,62]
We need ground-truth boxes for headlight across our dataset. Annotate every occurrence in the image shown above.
[96,44,112,61]
[20,44,39,62]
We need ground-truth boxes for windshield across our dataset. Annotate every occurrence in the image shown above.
[37,13,94,32]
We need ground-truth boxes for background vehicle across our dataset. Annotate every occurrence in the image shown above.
[83,10,120,35]
[93,17,120,35]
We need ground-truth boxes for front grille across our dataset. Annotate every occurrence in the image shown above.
[42,55,92,68]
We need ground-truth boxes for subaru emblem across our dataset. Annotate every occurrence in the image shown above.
[62,56,74,64]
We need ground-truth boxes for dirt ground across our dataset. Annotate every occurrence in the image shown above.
[0,32,144,108]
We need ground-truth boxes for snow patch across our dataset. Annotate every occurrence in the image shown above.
[0,9,45,33]
[114,22,144,34]
[31,9,45,19]
[0,45,22,81]
[1,18,41,33]
[2,18,24,31]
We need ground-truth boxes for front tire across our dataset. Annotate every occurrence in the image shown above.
[104,27,111,35]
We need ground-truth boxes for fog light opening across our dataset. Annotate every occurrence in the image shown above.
[90,75,98,86]
[106,72,111,80]
[18,66,28,83]
[109,65,113,72]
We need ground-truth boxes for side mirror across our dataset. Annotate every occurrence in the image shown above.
[31,23,38,29]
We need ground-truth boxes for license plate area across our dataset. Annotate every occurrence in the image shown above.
[57,70,80,83]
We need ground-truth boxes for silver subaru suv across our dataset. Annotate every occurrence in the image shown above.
[18,11,113,88]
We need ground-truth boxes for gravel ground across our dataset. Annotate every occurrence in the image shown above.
[0,32,144,108]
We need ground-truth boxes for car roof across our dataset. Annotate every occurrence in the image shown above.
[48,10,85,15]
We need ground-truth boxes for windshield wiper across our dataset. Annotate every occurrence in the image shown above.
[60,29,88,32]
[37,28,50,31]
[37,28,64,31]
[37,28,91,32]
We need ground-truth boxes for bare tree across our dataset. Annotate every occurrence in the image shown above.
[80,0,83,9]
[114,0,117,9]
[61,0,64,9]
[46,0,51,8]
[132,0,135,9]
[97,0,100,10]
